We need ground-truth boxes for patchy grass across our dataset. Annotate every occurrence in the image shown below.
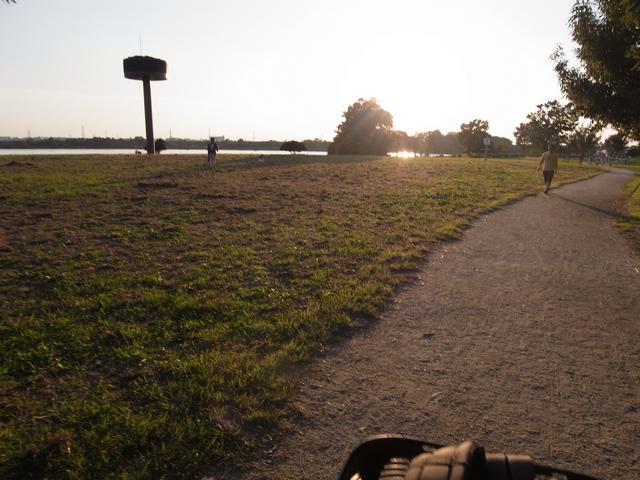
[619,161,640,175]
[616,166,640,252]
[0,154,598,479]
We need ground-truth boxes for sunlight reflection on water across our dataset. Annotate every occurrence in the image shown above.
[389,151,417,158]
[388,152,454,158]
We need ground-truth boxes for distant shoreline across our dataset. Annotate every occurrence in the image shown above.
[0,148,329,156]
[0,145,328,152]
[0,138,331,152]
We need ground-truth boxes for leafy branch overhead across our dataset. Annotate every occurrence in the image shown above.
[553,0,640,140]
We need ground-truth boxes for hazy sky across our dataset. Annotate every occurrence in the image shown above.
[0,0,578,141]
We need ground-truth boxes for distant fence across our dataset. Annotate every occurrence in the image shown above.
[585,153,631,166]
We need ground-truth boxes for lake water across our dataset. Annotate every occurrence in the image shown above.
[0,149,461,158]
[0,149,327,156]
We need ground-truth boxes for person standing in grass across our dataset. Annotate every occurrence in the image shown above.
[538,144,559,194]
[207,137,219,170]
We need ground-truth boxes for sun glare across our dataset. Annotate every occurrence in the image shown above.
[389,151,417,158]
[340,31,471,134]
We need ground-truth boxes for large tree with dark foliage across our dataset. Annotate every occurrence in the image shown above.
[514,101,578,151]
[280,140,307,153]
[458,119,489,154]
[328,98,393,155]
[489,136,516,155]
[603,132,629,154]
[553,0,640,140]
[154,138,167,153]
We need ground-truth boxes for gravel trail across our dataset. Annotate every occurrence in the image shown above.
[218,169,639,480]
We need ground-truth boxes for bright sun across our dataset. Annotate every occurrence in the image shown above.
[340,30,470,134]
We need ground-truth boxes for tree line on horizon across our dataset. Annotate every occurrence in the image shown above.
[326,98,516,157]
[329,0,639,160]
[324,96,635,160]
[0,136,332,152]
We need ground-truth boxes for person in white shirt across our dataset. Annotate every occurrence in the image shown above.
[537,144,559,194]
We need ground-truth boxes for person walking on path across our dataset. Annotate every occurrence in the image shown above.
[538,144,559,194]
[207,137,219,170]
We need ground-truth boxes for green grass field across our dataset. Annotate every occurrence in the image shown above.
[617,162,640,251]
[0,154,599,479]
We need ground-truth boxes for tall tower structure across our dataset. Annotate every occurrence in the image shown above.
[123,56,167,154]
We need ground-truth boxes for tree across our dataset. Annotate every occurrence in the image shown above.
[386,130,412,153]
[412,132,431,156]
[567,121,602,162]
[489,136,515,155]
[154,138,167,153]
[603,133,628,154]
[328,98,394,155]
[553,0,640,140]
[458,119,489,154]
[627,144,640,157]
[514,101,577,152]
[280,140,307,153]
[413,130,464,155]
[415,130,444,155]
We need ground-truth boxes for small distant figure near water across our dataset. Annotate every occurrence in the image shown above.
[538,144,559,194]
[207,137,219,170]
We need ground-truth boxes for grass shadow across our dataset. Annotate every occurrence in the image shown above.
[547,191,630,220]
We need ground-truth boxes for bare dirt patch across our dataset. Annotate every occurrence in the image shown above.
[1,160,36,169]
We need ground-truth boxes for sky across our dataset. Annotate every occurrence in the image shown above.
[0,0,579,141]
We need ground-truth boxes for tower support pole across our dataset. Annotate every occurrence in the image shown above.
[143,77,155,154]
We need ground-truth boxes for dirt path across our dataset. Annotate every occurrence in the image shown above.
[217,169,640,480]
